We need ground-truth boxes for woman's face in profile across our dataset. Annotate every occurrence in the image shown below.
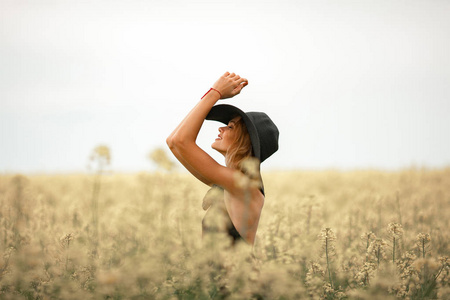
[211,116,241,156]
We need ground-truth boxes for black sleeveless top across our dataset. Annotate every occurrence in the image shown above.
[201,185,265,245]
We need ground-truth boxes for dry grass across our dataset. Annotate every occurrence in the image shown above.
[1,168,449,299]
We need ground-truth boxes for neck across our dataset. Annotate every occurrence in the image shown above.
[225,156,237,169]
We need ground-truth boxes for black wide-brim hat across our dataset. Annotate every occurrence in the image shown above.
[206,104,279,163]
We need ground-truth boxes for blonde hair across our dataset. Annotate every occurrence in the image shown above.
[225,117,253,170]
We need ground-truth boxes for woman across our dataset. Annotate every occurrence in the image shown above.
[166,72,279,246]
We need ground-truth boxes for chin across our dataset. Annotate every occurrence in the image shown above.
[211,143,226,156]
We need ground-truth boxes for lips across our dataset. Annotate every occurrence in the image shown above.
[215,135,222,141]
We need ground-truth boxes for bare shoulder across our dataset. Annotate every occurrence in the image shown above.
[225,186,264,213]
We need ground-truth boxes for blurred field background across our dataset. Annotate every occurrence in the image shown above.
[1,147,449,299]
[2,1,450,299]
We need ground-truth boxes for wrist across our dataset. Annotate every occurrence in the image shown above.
[201,88,222,100]
[210,88,222,98]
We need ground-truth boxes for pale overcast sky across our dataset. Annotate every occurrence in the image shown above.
[1,0,449,173]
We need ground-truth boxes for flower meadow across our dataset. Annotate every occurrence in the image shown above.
[1,167,449,299]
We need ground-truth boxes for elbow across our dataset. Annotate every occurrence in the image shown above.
[166,136,174,149]
[166,135,186,150]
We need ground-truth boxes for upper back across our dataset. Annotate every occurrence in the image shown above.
[223,186,264,244]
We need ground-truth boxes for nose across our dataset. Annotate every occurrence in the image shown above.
[218,126,225,133]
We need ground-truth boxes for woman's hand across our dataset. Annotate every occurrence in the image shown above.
[212,72,248,99]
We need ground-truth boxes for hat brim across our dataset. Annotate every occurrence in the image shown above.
[205,104,261,161]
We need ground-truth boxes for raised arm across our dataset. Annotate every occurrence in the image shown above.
[166,72,248,190]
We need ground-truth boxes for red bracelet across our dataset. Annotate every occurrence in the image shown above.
[201,88,222,99]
